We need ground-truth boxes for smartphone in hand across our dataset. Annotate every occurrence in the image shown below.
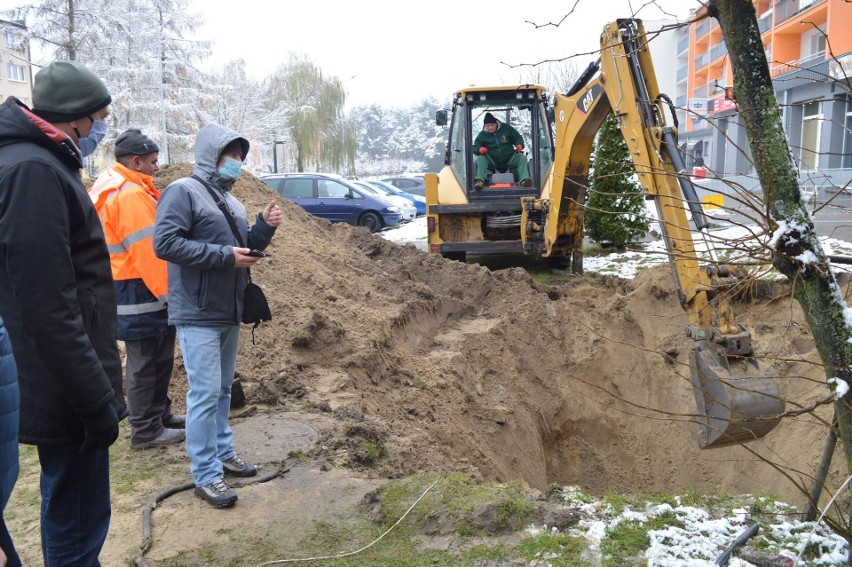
[246,249,269,258]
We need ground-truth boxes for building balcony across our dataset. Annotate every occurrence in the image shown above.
[710,41,727,61]
[676,94,687,108]
[758,12,772,34]
[678,34,690,54]
[770,50,825,76]
[677,66,689,82]
[695,52,710,70]
[693,84,722,98]
[695,19,712,39]
[774,0,826,26]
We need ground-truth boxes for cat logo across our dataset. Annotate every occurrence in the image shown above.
[578,84,603,116]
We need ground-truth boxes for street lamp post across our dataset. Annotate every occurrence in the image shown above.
[272,140,286,173]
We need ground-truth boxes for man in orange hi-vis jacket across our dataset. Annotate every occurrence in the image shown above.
[89,129,185,450]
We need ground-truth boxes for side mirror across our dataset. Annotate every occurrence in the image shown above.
[436,109,448,126]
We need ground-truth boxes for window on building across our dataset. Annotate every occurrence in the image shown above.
[800,101,822,170]
[843,101,852,170]
[6,63,24,82]
[4,32,14,47]
[6,63,25,83]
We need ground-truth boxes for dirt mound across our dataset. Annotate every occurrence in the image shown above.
[152,165,839,502]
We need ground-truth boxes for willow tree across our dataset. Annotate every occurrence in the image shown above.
[708,0,852,541]
[264,55,355,173]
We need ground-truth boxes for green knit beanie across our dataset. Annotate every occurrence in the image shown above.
[32,61,112,123]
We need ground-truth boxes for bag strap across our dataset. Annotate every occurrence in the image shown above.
[192,174,245,247]
[192,174,252,282]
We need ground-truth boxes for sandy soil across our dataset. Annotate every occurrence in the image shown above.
[9,165,845,564]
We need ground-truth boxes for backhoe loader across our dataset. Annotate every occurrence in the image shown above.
[424,19,785,448]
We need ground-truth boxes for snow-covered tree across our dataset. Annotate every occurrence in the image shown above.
[12,0,211,164]
[586,112,649,248]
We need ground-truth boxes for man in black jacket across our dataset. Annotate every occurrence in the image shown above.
[0,60,127,566]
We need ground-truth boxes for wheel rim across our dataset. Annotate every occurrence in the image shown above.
[361,213,380,232]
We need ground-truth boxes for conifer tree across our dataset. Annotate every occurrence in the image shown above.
[586,112,649,248]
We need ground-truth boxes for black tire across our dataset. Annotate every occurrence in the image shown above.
[358,212,383,233]
[441,251,467,263]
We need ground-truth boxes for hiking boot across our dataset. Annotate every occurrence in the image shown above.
[222,454,257,477]
[130,427,185,450]
[162,413,185,428]
[474,179,483,191]
[520,178,532,187]
[194,479,237,508]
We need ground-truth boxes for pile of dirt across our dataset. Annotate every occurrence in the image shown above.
[152,164,841,503]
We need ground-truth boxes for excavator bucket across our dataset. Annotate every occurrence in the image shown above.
[689,340,784,449]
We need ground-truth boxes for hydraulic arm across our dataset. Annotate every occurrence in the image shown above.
[521,19,784,448]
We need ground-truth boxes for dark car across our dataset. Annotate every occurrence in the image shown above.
[380,175,426,197]
[260,173,402,233]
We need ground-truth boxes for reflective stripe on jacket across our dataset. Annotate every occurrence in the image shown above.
[89,163,171,340]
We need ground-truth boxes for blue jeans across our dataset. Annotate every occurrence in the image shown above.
[177,325,239,487]
[37,444,110,566]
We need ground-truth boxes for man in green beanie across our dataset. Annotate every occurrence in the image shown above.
[0,60,126,566]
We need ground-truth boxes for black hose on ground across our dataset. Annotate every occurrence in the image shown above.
[715,524,759,566]
[133,461,292,566]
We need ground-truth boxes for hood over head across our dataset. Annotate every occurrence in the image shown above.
[192,123,249,191]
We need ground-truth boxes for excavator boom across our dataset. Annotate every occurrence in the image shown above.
[522,19,784,448]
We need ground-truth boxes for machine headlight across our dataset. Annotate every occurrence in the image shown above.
[386,206,400,212]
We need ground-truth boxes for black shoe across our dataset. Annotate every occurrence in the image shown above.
[474,180,483,191]
[163,413,185,428]
[194,479,237,508]
[222,454,257,477]
[130,428,185,450]
[520,178,532,187]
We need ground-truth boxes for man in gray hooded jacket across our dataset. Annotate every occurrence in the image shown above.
[154,123,282,508]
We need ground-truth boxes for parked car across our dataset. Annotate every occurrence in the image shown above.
[350,180,417,221]
[380,175,426,197]
[364,179,426,215]
[260,173,402,233]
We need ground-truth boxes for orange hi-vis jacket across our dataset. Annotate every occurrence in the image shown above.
[89,163,171,341]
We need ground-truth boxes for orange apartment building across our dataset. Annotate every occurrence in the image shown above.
[677,0,851,190]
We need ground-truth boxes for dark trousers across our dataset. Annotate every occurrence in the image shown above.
[0,515,21,567]
[37,444,110,567]
[125,333,176,443]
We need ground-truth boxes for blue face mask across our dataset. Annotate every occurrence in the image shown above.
[217,156,243,179]
[78,119,108,157]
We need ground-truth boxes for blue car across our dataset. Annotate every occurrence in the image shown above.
[380,176,426,197]
[260,173,402,233]
[364,179,426,215]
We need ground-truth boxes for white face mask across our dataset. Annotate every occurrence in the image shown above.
[78,119,108,157]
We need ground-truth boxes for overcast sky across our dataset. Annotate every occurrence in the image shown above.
[191,0,696,108]
[2,0,697,109]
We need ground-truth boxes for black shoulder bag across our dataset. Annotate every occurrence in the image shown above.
[192,176,272,338]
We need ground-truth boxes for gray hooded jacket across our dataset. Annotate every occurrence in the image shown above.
[153,124,275,326]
